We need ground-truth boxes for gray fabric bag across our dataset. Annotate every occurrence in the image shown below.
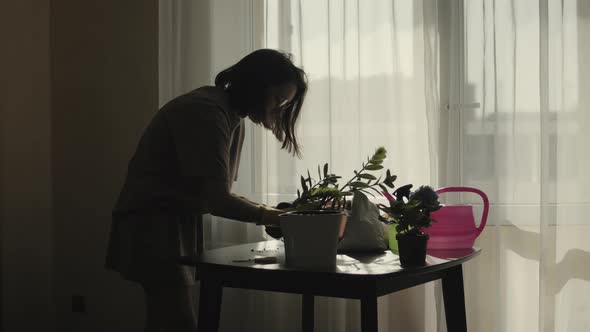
[337,191,387,252]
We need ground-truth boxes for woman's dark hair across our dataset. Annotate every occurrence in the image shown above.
[215,49,308,157]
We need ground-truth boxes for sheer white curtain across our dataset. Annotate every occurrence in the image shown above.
[456,1,590,331]
[160,0,590,330]
[262,1,443,331]
[264,0,590,331]
[261,0,440,206]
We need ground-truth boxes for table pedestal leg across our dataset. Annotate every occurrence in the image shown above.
[442,265,467,332]
[197,278,223,332]
[302,294,314,332]
[360,295,378,332]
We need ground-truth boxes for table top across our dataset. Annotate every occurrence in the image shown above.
[179,240,480,278]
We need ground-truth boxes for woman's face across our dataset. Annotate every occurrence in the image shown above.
[257,82,298,129]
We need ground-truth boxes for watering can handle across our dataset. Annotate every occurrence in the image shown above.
[435,187,489,236]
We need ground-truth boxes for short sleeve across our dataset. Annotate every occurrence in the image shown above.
[164,102,236,182]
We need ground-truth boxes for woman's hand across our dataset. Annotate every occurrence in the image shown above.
[260,208,284,239]
[259,207,283,225]
[264,224,283,239]
[260,202,294,239]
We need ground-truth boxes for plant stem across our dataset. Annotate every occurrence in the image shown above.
[340,164,369,192]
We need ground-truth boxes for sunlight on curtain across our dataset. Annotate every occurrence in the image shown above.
[459,1,590,331]
[262,0,590,331]
[160,0,590,330]
[262,0,438,207]
[262,1,442,331]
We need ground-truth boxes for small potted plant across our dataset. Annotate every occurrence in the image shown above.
[277,147,397,269]
[378,184,443,267]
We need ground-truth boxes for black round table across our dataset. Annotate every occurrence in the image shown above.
[179,240,480,332]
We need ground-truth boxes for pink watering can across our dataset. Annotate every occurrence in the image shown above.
[425,187,489,250]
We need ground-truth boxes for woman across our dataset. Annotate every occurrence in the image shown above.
[105,49,307,331]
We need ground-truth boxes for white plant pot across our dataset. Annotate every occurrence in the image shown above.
[279,210,347,270]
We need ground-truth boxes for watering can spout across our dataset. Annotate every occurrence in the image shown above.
[425,187,489,250]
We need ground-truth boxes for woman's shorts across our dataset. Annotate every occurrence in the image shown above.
[105,213,200,286]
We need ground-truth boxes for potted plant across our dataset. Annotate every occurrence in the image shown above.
[277,147,397,269]
[377,184,443,267]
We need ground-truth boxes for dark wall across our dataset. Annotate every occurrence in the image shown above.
[51,1,158,330]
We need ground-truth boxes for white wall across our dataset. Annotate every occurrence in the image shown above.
[0,0,54,331]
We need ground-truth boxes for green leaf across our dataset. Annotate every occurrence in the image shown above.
[350,181,370,188]
[384,174,397,187]
[377,203,389,213]
[323,163,329,177]
[387,169,391,178]
[378,184,389,194]
[358,173,377,180]
[317,165,322,180]
[300,176,308,192]
[373,147,387,160]
[369,159,383,165]
[367,186,383,196]
[297,189,301,198]
[365,164,384,171]
[394,184,413,200]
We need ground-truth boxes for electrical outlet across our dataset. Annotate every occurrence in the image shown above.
[72,295,86,313]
